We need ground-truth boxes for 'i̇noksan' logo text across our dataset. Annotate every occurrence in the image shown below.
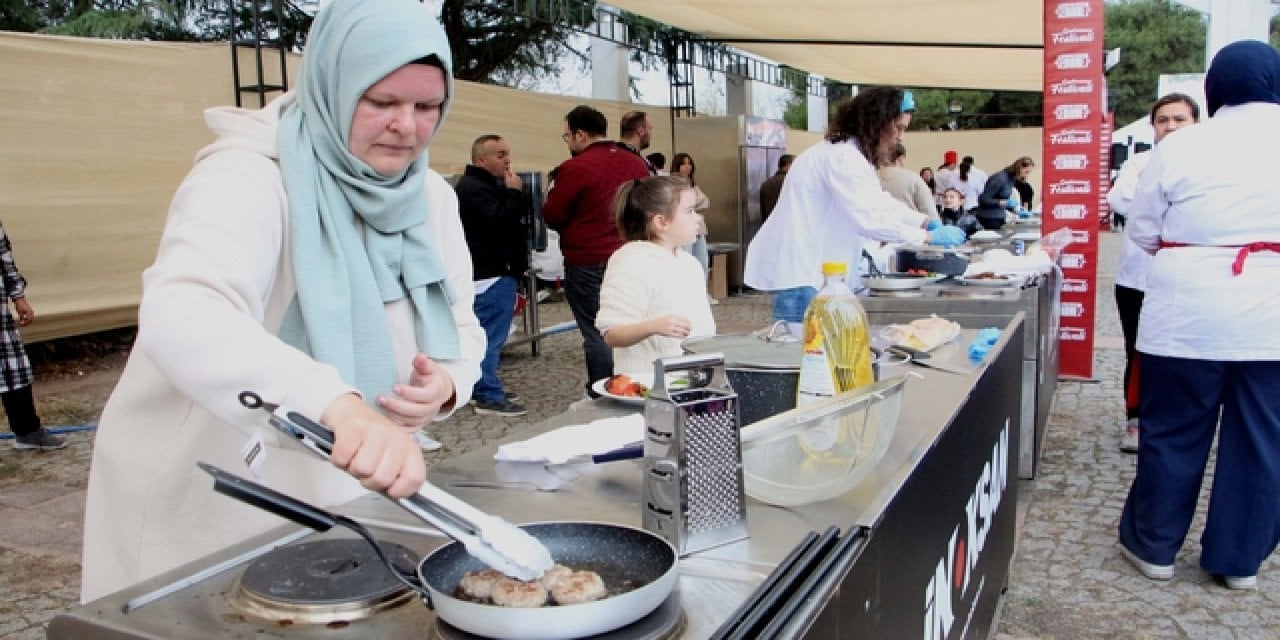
[923,422,1009,640]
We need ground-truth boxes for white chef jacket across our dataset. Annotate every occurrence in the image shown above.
[1107,151,1153,291]
[744,139,928,291]
[1128,102,1280,360]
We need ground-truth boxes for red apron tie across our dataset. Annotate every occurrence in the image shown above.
[1158,240,1280,275]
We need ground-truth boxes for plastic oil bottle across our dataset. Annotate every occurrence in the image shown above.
[796,261,875,457]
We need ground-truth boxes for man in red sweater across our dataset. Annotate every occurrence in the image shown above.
[542,105,651,395]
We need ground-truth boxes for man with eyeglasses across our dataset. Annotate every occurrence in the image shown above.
[542,105,651,396]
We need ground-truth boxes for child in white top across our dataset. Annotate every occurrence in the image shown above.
[596,176,717,376]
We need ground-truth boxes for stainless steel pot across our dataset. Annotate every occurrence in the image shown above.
[894,245,972,276]
[684,327,880,426]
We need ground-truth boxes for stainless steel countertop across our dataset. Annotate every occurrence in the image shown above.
[52,327,1014,640]
[422,328,1001,638]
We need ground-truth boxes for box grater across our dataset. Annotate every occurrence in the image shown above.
[641,353,749,555]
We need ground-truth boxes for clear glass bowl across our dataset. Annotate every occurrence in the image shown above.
[739,376,906,506]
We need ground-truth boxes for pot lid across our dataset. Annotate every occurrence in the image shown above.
[683,328,802,370]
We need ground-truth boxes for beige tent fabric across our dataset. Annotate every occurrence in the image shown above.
[0,32,669,341]
[1,31,1040,341]
[603,0,1045,91]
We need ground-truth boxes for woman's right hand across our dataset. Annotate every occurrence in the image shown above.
[321,393,426,498]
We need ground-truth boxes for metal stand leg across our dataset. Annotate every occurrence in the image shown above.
[524,269,540,357]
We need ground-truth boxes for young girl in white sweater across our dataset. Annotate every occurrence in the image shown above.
[596,176,717,376]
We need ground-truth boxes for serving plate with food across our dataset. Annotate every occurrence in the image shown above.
[863,270,946,291]
[957,272,1021,287]
[592,372,689,404]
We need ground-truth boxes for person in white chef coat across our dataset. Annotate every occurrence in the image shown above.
[744,87,964,325]
[1118,40,1280,591]
[1105,92,1201,454]
[80,0,484,602]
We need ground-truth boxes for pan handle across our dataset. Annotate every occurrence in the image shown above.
[198,462,337,532]
[197,462,435,606]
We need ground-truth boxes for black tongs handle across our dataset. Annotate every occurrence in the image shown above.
[239,391,335,455]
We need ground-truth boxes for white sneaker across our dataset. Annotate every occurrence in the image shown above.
[1120,418,1139,454]
[1221,575,1258,591]
[707,294,720,305]
[1119,544,1173,580]
[413,431,443,452]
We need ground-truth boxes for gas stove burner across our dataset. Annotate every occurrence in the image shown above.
[431,593,685,640]
[868,288,923,298]
[936,287,1008,300]
[233,537,418,624]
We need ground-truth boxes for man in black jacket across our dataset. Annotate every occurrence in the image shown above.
[455,135,530,416]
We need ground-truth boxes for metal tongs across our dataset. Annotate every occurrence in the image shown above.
[237,391,553,581]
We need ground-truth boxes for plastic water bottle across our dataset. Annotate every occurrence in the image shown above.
[796,262,874,455]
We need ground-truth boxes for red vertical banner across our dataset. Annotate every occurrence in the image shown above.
[1043,0,1104,380]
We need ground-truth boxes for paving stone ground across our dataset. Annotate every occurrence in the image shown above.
[2,231,1276,639]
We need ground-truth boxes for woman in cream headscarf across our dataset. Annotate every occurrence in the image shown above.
[80,0,484,602]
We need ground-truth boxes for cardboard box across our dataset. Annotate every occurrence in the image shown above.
[709,252,728,300]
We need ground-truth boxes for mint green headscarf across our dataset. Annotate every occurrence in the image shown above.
[276,0,460,401]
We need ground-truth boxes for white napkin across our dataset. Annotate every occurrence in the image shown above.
[494,414,645,464]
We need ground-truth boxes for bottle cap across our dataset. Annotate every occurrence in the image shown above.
[821,261,848,276]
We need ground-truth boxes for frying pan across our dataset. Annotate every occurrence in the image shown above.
[199,463,678,639]
[421,521,677,638]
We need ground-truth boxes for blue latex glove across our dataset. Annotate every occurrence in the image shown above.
[1005,197,1019,210]
[928,225,965,248]
[968,327,1002,362]
[925,218,942,231]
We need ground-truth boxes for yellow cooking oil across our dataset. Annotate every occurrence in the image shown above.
[796,261,874,459]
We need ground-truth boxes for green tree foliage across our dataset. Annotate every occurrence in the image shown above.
[1104,0,1207,124]
[441,0,593,83]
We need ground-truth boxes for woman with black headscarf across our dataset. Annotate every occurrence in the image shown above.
[1118,40,1280,591]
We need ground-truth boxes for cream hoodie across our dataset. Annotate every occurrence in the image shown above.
[80,95,483,602]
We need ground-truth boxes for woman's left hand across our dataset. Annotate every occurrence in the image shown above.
[377,353,456,432]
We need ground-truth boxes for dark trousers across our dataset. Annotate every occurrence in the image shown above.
[563,264,613,395]
[1119,354,1280,577]
[2,384,41,436]
[1114,284,1144,419]
[977,215,1005,230]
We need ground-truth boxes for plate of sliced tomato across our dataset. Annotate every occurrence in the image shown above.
[592,373,651,405]
[592,372,690,405]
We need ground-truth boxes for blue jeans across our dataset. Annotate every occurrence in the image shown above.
[685,235,710,276]
[472,276,517,404]
[770,286,817,323]
[563,264,613,394]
